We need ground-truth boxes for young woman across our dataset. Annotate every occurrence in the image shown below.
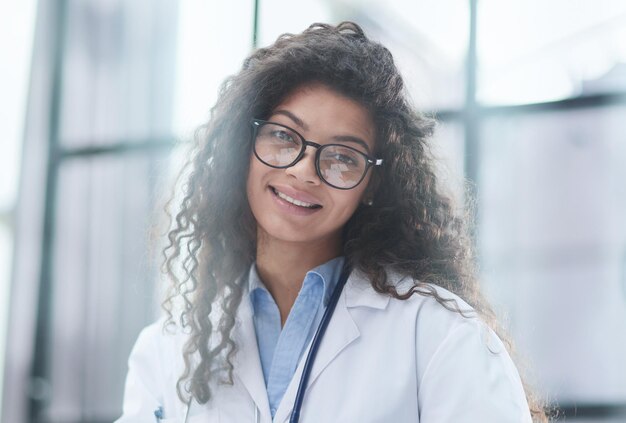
[117,22,547,422]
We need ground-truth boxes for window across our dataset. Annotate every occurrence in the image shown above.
[3,1,625,421]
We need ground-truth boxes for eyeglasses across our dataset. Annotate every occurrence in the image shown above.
[251,119,383,190]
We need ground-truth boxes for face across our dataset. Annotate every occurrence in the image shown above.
[246,82,376,250]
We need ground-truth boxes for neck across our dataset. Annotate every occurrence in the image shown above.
[255,232,342,326]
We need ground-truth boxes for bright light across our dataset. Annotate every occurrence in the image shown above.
[0,0,38,417]
[478,0,626,104]
[172,0,254,138]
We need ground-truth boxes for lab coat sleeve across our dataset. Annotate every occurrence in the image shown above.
[114,323,166,423]
[417,319,533,423]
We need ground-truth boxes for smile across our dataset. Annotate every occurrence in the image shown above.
[271,187,322,209]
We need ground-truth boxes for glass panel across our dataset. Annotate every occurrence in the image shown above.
[0,1,35,208]
[479,105,626,402]
[0,222,12,416]
[45,150,177,421]
[258,0,469,110]
[60,0,255,145]
[172,0,254,136]
[59,0,179,146]
[478,0,626,105]
[0,0,37,415]
[430,119,466,205]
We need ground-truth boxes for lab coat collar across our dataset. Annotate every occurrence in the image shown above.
[232,295,273,422]
[273,273,362,423]
[344,268,391,310]
[232,269,390,422]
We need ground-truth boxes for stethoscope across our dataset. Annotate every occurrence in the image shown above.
[289,262,351,423]
[171,263,352,423]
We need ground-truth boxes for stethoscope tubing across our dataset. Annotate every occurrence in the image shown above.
[179,264,351,423]
[289,263,352,423]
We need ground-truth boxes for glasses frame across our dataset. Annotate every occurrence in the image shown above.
[251,119,383,190]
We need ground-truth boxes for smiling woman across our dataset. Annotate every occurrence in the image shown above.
[116,22,547,422]
[248,84,376,244]
[247,83,379,327]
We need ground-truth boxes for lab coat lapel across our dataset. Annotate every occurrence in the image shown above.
[232,296,272,421]
[273,281,361,423]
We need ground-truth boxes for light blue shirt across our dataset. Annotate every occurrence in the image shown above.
[248,256,345,418]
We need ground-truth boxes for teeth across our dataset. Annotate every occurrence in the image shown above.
[274,188,319,208]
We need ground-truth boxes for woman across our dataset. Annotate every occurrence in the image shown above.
[117,22,547,422]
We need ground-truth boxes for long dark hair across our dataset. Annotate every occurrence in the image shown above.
[162,21,547,421]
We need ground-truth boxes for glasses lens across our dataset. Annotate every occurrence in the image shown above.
[318,145,367,189]
[254,122,302,167]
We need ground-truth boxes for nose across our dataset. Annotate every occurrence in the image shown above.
[284,145,321,185]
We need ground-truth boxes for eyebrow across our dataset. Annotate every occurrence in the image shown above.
[330,135,371,153]
[271,109,372,153]
[273,110,309,131]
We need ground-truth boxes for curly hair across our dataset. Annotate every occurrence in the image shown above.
[162,21,548,421]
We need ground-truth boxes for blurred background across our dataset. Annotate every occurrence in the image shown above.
[1,0,626,422]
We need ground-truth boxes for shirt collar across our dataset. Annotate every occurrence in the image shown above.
[248,256,346,307]
[248,264,266,293]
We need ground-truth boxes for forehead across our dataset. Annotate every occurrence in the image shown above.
[270,83,375,151]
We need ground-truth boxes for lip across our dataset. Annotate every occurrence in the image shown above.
[270,184,323,207]
[268,185,323,217]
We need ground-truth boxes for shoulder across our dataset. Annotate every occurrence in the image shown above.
[132,317,187,349]
[127,317,191,381]
[345,267,478,331]
[346,268,507,358]
[344,269,531,419]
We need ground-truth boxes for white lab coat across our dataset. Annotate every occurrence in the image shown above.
[116,270,533,422]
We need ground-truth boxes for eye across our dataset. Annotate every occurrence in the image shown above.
[322,147,364,169]
[331,153,358,166]
[271,129,297,144]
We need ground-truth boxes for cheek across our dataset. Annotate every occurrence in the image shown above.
[339,175,372,217]
[246,159,264,209]
[247,155,265,186]
[330,187,367,220]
